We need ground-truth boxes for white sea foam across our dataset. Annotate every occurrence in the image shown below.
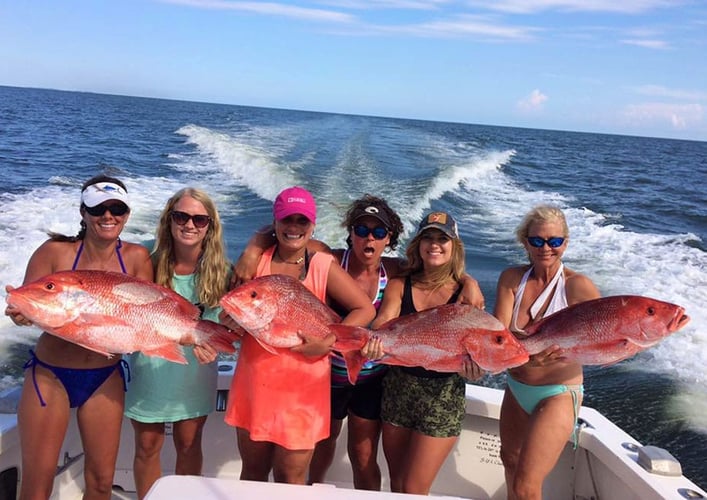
[176,124,299,201]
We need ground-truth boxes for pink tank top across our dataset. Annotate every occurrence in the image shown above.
[224,246,334,450]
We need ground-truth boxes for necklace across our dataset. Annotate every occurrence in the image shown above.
[276,249,305,265]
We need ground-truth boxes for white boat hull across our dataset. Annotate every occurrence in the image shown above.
[0,361,704,499]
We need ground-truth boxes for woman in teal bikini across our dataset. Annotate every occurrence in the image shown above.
[494,205,600,500]
[4,174,153,499]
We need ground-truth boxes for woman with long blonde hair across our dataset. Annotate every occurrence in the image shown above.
[125,187,231,499]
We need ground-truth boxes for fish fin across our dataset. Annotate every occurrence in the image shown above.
[253,336,279,355]
[195,319,241,353]
[142,344,188,364]
[342,351,366,385]
[522,317,549,336]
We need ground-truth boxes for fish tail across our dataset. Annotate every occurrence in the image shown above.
[329,324,372,385]
[342,351,366,385]
[197,319,240,353]
[329,324,370,352]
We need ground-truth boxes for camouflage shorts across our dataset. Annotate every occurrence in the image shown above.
[381,367,465,438]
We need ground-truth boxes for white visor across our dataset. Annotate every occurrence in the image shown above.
[81,182,130,208]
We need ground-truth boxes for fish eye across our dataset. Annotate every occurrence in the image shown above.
[647,307,655,316]
[45,282,55,290]
[495,336,504,345]
[250,291,257,299]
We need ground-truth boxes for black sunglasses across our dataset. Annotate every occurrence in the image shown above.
[83,203,130,217]
[353,224,388,240]
[170,210,211,228]
[527,236,565,248]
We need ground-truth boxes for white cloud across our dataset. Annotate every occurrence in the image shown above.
[316,0,449,9]
[620,102,704,129]
[160,0,356,22]
[517,89,548,112]
[383,15,538,41]
[466,0,683,15]
[620,38,670,49]
[634,85,707,101]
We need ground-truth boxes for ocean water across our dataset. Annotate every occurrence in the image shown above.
[1,85,705,486]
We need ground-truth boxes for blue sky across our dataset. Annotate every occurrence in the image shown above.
[1,0,706,141]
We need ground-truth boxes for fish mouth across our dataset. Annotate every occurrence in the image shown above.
[669,307,690,332]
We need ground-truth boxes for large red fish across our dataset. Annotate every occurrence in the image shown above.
[5,270,240,364]
[519,295,690,365]
[331,304,531,382]
[219,273,340,355]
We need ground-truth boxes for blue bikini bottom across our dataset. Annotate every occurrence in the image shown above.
[24,350,129,408]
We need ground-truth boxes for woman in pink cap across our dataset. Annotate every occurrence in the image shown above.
[222,186,376,485]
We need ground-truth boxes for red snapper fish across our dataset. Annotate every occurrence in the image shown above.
[219,273,341,354]
[331,303,531,382]
[5,270,240,364]
[519,295,690,365]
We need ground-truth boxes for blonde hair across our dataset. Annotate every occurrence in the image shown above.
[515,204,569,245]
[404,229,466,290]
[152,188,229,308]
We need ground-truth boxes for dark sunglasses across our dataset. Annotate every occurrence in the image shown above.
[527,236,565,248]
[353,224,388,240]
[83,203,130,217]
[170,210,211,228]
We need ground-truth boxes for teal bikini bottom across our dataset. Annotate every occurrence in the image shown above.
[507,373,584,447]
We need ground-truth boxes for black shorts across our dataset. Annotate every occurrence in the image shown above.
[331,375,384,421]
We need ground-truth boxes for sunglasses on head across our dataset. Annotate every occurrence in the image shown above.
[527,236,565,248]
[353,224,388,240]
[83,203,130,217]
[170,211,211,228]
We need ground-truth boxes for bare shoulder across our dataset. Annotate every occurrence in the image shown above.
[27,239,77,270]
[384,276,405,295]
[120,240,151,258]
[497,265,529,287]
[564,268,601,304]
[119,241,153,279]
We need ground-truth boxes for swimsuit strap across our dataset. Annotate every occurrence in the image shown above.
[341,248,351,270]
[567,384,584,449]
[529,263,564,319]
[23,350,47,407]
[71,238,127,273]
[511,267,533,334]
[115,238,128,274]
[374,261,388,310]
[71,240,84,271]
[118,358,131,391]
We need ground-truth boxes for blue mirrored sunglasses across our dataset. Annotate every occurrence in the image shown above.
[527,236,565,248]
[353,224,388,240]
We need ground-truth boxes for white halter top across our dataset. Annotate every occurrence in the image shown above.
[511,263,568,336]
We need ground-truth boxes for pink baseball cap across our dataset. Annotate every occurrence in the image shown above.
[273,186,317,223]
